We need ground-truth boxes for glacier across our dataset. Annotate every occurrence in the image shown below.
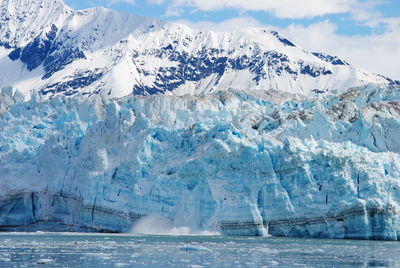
[0,85,400,240]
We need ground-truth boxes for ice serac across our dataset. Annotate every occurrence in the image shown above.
[0,0,399,99]
[0,85,400,240]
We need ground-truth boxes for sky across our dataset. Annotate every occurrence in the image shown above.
[63,0,400,80]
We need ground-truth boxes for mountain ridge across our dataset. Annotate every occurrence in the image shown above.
[0,0,398,99]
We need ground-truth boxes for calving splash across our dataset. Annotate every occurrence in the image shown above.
[131,215,220,235]
[0,85,400,240]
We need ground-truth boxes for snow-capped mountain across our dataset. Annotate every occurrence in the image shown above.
[0,0,398,99]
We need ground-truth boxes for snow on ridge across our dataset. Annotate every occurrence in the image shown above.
[0,0,398,99]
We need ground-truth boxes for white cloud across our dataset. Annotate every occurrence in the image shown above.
[280,20,400,80]
[108,0,135,5]
[147,0,165,4]
[162,0,362,19]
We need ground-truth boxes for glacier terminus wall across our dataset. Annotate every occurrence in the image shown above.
[0,85,400,240]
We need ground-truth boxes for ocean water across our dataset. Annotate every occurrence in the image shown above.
[0,233,399,267]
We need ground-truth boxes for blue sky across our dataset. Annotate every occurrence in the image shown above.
[63,0,400,79]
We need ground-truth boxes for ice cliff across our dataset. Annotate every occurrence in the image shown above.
[0,85,400,240]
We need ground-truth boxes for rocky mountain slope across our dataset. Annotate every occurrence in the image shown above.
[0,0,399,99]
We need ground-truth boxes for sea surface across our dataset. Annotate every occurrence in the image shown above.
[0,233,399,267]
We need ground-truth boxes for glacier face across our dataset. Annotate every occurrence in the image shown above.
[0,0,399,99]
[1,85,400,240]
